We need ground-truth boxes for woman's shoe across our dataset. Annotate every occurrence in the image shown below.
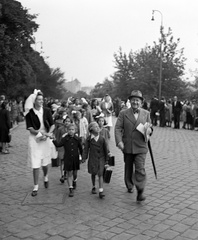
[60,176,64,183]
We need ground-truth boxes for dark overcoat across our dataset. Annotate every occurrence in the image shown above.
[0,109,11,142]
[53,134,83,171]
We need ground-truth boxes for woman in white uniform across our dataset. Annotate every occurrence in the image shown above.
[25,90,55,196]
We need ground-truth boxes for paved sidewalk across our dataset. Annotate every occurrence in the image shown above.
[1,119,198,240]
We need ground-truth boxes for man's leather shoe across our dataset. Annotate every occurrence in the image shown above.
[137,190,146,202]
[44,181,49,188]
[31,190,38,197]
[128,187,134,193]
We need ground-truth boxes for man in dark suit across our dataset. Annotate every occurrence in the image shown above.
[172,96,182,129]
[150,96,159,126]
[114,90,152,202]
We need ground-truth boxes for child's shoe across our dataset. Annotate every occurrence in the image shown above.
[91,187,97,194]
[99,191,105,199]
[69,188,74,197]
[73,180,77,189]
[60,175,64,183]
[64,171,67,180]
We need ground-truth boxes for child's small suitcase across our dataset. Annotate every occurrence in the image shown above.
[108,156,115,166]
[103,167,113,183]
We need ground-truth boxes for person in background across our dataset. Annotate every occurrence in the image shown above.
[158,96,166,127]
[191,99,197,130]
[73,110,88,147]
[25,90,55,197]
[149,96,159,126]
[165,99,172,127]
[96,113,110,153]
[114,90,152,202]
[181,100,188,129]
[55,116,72,183]
[53,123,83,197]
[82,121,109,198]
[100,94,113,132]
[0,101,11,154]
[172,96,182,129]
[82,103,93,124]
[90,98,102,120]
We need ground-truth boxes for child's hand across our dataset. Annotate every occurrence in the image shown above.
[80,158,86,164]
[105,162,109,168]
[108,152,112,157]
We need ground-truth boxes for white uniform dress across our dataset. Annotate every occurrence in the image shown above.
[27,108,54,168]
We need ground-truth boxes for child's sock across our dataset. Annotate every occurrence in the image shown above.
[44,175,48,182]
[33,185,39,191]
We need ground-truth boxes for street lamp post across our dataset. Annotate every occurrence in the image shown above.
[151,10,163,100]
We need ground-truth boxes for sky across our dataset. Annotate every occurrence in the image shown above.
[18,0,198,87]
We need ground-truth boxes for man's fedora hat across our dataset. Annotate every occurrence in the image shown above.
[128,90,143,101]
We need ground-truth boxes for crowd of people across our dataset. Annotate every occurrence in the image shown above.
[0,90,197,202]
[149,95,198,130]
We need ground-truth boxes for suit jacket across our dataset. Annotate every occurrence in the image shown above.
[114,107,151,154]
[172,101,182,115]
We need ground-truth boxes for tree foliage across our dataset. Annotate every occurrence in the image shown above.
[0,0,67,99]
[111,28,187,101]
[90,78,115,98]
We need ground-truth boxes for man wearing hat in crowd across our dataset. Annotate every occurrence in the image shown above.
[114,90,152,202]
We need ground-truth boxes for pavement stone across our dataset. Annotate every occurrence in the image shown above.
[1,119,198,239]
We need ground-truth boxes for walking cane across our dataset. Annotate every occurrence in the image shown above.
[148,140,157,179]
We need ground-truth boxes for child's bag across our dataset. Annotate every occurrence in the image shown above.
[108,156,115,166]
[103,166,113,184]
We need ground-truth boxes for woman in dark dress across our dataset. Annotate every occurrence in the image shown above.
[0,102,11,154]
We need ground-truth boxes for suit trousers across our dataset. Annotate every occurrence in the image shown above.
[173,113,180,129]
[124,153,147,191]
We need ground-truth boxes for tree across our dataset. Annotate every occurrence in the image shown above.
[0,0,67,99]
[90,78,115,98]
[0,0,38,96]
[111,28,187,100]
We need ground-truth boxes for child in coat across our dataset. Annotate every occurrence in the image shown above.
[53,123,83,197]
[55,116,72,183]
[96,114,110,153]
[82,121,109,198]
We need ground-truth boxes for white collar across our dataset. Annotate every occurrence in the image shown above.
[33,107,43,115]
[91,134,99,141]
